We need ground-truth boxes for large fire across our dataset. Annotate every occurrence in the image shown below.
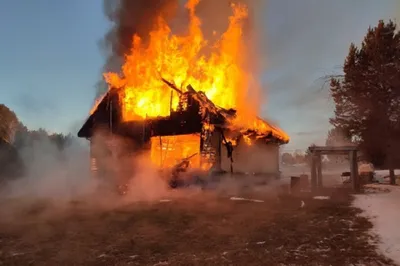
[104,0,252,117]
[150,134,201,168]
[92,0,289,144]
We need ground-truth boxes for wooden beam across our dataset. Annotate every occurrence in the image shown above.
[316,152,323,188]
[309,146,358,151]
[161,78,183,94]
[309,146,357,152]
[311,153,317,192]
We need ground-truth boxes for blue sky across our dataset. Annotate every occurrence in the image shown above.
[0,0,398,150]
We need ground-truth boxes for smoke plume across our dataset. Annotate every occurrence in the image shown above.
[96,0,180,96]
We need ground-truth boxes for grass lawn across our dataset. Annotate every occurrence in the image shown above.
[0,188,393,266]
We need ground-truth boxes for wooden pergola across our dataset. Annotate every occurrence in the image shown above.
[308,146,359,192]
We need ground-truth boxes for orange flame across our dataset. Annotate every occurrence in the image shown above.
[150,134,201,168]
[232,115,290,143]
[103,0,251,120]
[95,0,289,143]
[89,93,107,115]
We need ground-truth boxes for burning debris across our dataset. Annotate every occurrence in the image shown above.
[78,0,289,192]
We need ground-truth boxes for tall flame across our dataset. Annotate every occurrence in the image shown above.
[103,0,252,120]
[97,0,289,143]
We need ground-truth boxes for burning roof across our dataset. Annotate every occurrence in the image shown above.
[78,82,289,144]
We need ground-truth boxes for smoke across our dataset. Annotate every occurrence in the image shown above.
[0,128,290,230]
[123,155,170,202]
[0,131,166,219]
[195,0,267,111]
[96,0,180,96]
[2,136,95,202]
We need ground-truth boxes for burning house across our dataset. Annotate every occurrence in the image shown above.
[78,81,288,184]
[77,0,289,187]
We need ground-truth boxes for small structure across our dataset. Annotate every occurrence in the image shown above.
[308,146,359,192]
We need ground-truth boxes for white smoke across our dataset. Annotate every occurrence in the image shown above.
[3,136,95,202]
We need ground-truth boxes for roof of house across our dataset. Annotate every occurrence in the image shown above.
[78,89,289,144]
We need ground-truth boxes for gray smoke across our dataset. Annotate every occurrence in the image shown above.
[96,0,180,97]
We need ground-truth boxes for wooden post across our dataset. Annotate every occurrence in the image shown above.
[311,152,317,192]
[350,150,359,192]
[316,152,323,188]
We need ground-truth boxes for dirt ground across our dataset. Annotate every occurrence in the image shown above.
[0,187,394,266]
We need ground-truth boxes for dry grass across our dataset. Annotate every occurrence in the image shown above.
[0,188,394,266]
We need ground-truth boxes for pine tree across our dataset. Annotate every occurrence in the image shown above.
[330,20,400,184]
[325,127,352,163]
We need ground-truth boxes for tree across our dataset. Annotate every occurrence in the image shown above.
[0,105,25,180]
[325,127,352,147]
[0,137,25,181]
[0,104,20,143]
[330,20,400,184]
[325,127,352,164]
[304,144,316,166]
[293,150,306,164]
[13,124,29,150]
[48,133,74,151]
[281,152,295,165]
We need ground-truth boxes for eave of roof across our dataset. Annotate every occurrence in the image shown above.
[77,90,289,144]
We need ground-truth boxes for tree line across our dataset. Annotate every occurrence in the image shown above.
[0,104,75,151]
[0,103,77,179]
[281,150,310,166]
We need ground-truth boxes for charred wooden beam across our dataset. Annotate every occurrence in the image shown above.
[161,78,183,94]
